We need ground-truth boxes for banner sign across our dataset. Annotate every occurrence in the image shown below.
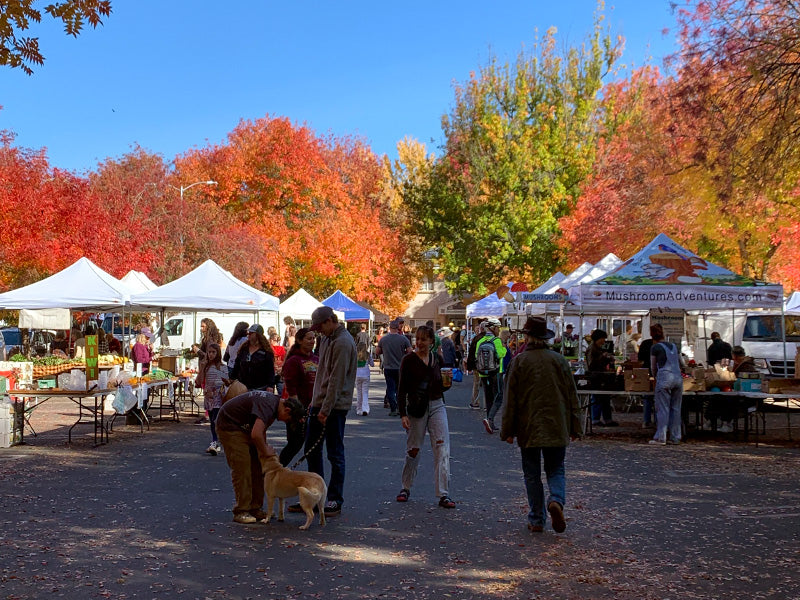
[85,335,99,382]
[581,284,784,310]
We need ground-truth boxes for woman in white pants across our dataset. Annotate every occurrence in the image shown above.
[354,341,373,415]
[395,325,455,508]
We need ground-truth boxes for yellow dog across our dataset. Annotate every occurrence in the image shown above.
[262,454,327,530]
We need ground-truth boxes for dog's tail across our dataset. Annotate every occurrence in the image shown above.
[319,483,328,526]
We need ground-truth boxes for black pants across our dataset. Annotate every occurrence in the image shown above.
[279,419,305,466]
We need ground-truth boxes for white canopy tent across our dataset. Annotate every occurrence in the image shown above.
[130,260,279,313]
[130,260,280,337]
[465,283,517,319]
[280,288,328,321]
[121,270,158,294]
[0,257,132,311]
[279,289,345,336]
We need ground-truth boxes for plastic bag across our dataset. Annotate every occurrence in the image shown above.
[112,385,138,414]
[452,368,463,383]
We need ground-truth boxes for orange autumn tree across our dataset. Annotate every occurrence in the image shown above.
[0,130,108,290]
[175,116,418,313]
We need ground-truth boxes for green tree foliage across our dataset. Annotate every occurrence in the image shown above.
[0,0,111,74]
[403,16,621,296]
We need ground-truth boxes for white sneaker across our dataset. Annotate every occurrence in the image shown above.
[207,443,217,456]
[214,442,223,454]
[648,439,666,446]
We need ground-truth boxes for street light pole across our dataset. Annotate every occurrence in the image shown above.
[168,180,217,272]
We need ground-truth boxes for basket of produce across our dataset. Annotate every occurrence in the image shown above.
[30,357,84,379]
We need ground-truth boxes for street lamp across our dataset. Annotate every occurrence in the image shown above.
[168,180,218,272]
[176,180,218,201]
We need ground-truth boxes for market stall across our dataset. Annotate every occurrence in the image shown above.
[322,290,372,327]
[574,234,787,437]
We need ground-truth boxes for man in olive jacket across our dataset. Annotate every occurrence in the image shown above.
[501,316,583,534]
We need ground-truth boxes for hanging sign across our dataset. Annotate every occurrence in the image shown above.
[520,287,569,303]
[649,309,685,341]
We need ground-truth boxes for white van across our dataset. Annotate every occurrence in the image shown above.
[688,311,799,376]
[152,312,280,352]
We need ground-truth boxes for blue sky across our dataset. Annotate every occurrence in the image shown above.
[0,0,678,174]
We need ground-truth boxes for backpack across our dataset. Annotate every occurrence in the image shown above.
[475,335,500,375]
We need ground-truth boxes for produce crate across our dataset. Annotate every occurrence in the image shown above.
[36,377,57,389]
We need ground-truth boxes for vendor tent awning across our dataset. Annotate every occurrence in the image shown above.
[121,270,157,293]
[785,292,800,314]
[565,254,623,304]
[531,272,566,294]
[466,282,519,318]
[0,257,132,311]
[322,290,372,321]
[280,289,343,322]
[130,260,279,312]
[580,233,783,311]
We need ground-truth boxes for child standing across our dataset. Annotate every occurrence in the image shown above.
[355,341,374,416]
[200,343,228,455]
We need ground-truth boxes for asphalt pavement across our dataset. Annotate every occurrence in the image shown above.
[1,372,799,599]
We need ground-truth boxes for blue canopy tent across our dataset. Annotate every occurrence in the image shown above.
[322,290,373,322]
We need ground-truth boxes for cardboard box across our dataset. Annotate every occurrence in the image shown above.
[624,369,651,392]
[157,356,178,375]
[683,378,706,392]
[762,378,800,394]
[622,360,643,369]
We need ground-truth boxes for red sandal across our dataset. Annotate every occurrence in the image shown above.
[396,489,410,502]
[439,496,456,509]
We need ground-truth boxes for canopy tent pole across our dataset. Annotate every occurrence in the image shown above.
[782,302,788,373]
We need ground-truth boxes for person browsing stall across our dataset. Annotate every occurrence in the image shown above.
[231,324,275,392]
[586,329,618,427]
[649,323,686,446]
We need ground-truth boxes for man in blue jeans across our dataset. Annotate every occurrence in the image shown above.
[289,306,356,516]
[501,316,583,533]
[376,320,411,416]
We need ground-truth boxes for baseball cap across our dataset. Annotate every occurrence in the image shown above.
[247,324,264,334]
[485,318,501,329]
[310,306,335,331]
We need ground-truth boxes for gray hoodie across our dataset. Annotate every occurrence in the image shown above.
[312,323,357,415]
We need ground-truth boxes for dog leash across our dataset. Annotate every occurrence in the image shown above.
[289,412,326,470]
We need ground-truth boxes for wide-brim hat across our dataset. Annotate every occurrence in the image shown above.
[522,317,555,340]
